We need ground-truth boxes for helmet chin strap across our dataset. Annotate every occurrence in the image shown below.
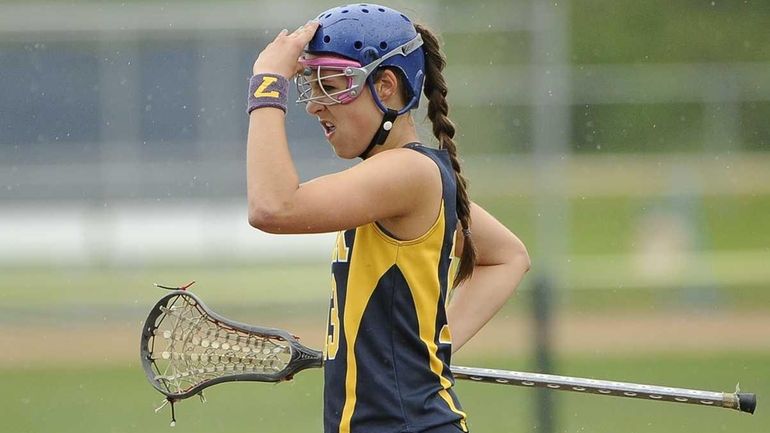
[358,108,399,159]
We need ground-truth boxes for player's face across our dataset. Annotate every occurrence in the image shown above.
[304,71,382,159]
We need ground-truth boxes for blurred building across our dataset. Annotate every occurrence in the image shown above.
[1,0,769,267]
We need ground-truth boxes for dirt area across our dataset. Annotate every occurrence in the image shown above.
[459,310,770,357]
[1,311,769,367]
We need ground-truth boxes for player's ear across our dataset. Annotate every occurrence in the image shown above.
[375,69,399,103]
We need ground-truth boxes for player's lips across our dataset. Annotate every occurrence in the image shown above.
[319,119,336,138]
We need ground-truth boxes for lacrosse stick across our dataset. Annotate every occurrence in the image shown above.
[140,287,756,425]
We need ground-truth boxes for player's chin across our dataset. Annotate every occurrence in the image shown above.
[328,137,361,160]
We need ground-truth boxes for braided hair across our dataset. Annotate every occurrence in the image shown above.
[414,24,476,288]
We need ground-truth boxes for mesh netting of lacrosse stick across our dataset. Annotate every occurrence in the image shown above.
[140,285,322,425]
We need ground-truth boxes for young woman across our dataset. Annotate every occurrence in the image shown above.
[246,4,530,433]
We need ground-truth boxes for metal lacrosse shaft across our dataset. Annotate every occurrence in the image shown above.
[450,366,756,414]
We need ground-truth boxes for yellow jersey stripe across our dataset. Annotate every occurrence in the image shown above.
[396,201,468,428]
[338,224,399,433]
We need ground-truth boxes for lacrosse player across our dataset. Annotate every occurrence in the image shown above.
[246,5,530,432]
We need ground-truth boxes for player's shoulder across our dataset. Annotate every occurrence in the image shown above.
[363,145,441,180]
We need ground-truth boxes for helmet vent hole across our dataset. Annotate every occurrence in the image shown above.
[354,41,363,50]
[323,35,331,43]
[400,14,410,22]
[317,13,324,19]
[378,8,385,12]
[361,8,369,13]
[341,9,349,13]
[380,41,388,50]
[324,13,332,18]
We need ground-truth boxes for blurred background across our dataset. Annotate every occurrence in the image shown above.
[1,0,768,432]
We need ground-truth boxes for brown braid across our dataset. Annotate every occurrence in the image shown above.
[415,23,476,288]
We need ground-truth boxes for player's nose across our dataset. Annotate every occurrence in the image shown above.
[306,99,325,116]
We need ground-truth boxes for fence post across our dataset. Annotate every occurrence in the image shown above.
[533,275,555,433]
[530,0,571,431]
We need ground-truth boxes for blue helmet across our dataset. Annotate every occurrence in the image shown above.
[307,3,425,113]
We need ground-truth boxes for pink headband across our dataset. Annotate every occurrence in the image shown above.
[299,56,362,69]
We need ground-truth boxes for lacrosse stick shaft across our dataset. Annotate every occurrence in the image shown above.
[143,290,756,415]
[450,366,756,414]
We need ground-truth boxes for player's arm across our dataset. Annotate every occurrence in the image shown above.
[447,202,531,353]
[246,23,436,234]
[247,141,438,234]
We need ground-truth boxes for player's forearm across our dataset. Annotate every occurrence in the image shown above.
[447,252,530,353]
[246,108,301,227]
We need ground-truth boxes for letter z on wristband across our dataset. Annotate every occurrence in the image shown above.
[247,74,289,114]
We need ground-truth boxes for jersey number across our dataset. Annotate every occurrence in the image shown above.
[326,274,341,360]
[326,232,348,360]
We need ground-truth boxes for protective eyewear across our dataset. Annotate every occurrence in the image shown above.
[295,34,423,106]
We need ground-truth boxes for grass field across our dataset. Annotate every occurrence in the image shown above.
[2,258,770,321]
[2,155,768,431]
[2,353,766,433]
[1,261,767,432]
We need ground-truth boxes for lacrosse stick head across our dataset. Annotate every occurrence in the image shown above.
[140,290,323,401]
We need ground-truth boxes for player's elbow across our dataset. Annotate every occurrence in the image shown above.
[248,207,272,231]
[248,204,287,233]
[515,247,531,274]
[507,236,531,274]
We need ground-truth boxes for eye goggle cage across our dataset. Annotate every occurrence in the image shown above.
[296,34,423,108]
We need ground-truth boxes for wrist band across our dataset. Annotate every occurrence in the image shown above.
[247,74,289,114]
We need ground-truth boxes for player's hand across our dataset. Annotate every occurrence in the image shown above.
[252,20,320,79]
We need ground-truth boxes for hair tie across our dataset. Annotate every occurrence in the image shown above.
[462,228,471,238]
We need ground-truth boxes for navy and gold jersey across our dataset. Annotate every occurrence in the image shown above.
[324,143,468,433]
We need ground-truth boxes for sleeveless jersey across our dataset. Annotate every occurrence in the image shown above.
[324,143,468,433]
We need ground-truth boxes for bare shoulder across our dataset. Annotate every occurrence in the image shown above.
[349,146,442,201]
[362,147,444,240]
[263,146,442,234]
[362,146,440,180]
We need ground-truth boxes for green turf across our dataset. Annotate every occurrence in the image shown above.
[473,194,770,256]
[571,0,770,64]
[0,264,330,310]
[1,353,766,433]
[1,259,769,320]
[1,182,768,315]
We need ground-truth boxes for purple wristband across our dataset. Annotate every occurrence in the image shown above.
[247,73,289,114]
